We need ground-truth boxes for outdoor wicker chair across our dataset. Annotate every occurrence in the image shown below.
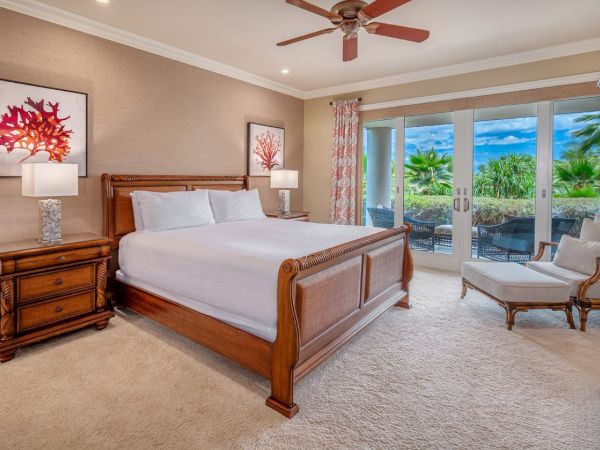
[477,216,575,263]
[367,207,436,252]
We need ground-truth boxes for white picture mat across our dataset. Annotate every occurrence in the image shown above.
[248,123,284,176]
[0,80,87,176]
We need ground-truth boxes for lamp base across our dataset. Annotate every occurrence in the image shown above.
[278,189,290,214]
[38,199,62,244]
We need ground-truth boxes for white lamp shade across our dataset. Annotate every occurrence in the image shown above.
[270,169,298,189]
[22,163,79,197]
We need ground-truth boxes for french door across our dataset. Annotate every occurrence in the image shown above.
[363,95,600,271]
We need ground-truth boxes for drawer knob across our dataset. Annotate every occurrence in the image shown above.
[55,305,64,313]
[55,278,64,286]
[58,256,66,262]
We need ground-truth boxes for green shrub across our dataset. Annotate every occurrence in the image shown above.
[404,195,599,235]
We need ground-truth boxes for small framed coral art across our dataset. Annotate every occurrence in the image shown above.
[247,122,284,176]
[0,79,87,177]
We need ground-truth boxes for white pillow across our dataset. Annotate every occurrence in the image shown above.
[580,218,600,242]
[209,189,266,223]
[553,234,600,276]
[132,190,215,232]
[130,192,145,231]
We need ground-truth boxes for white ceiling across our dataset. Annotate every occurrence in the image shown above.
[6,0,600,98]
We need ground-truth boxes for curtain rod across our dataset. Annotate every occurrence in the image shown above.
[329,97,362,106]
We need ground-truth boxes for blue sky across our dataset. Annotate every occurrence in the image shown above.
[399,111,598,172]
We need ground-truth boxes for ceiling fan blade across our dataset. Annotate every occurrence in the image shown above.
[343,35,358,62]
[285,0,342,21]
[364,22,429,42]
[358,0,412,20]
[277,28,338,46]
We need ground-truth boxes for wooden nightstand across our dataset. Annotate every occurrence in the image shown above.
[265,211,310,222]
[0,233,114,362]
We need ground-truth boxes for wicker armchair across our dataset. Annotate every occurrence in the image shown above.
[477,216,575,263]
[529,241,600,332]
[367,207,435,252]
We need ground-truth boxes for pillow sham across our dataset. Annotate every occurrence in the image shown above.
[131,190,215,232]
[580,218,600,242]
[208,188,266,223]
[553,234,600,276]
[130,192,145,231]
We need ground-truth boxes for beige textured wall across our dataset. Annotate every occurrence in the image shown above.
[303,51,600,223]
[0,9,303,243]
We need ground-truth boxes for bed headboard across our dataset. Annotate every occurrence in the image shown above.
[101,174,248,249]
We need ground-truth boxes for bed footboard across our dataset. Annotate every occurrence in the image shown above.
[267,225,413,417]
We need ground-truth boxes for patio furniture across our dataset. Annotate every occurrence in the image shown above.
[434,224,478,249]
[367,207,435,252]
[477,217,575,263]
[461,261,574,330]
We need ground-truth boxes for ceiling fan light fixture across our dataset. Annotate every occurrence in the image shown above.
[281,68,290,74]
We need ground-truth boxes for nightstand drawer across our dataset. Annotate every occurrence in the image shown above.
[17,290,96,333]
[15,247,102,272]
[18,264,96,303]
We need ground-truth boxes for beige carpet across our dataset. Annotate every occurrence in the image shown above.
[2,269,599,449]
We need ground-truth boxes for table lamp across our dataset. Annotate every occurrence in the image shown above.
[21,163,79,244]
[270,169,298,214]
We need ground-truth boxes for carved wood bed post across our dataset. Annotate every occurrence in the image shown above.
[266,259,301,418]
[397,222,413,309]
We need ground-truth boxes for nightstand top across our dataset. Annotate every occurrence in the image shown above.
[265,211,309,219]
[0,233,109,258]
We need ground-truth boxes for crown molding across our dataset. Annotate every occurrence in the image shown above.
[304,38,600,99]
[1,0,599,101]
[359,72,600,111]
[0,0,305,99]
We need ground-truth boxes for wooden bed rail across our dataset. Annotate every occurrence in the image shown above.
[267,225,412,417]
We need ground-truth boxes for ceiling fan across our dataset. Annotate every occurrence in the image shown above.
[277,0,430,62]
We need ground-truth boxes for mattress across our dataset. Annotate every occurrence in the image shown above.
[117,219,382,342]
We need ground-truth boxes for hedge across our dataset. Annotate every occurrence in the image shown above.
[404,194,599,235]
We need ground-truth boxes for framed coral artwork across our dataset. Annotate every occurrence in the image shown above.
[0,79,87,177]
[247,122,284,176]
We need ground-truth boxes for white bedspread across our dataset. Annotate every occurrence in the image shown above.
[117,219,382,342]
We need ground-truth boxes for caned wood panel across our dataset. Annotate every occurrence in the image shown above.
[17,290,96,333]
[15,247,101,273]
[295,256,362,345]
[365,239,404,301]
[18,264,96,303]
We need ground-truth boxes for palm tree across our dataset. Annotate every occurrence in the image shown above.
[571,113,600,155]
[404,148,453,195]
[553,158,600,198]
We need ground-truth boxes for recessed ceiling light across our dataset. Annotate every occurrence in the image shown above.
[281,69,289,74]
[96,0,109,4]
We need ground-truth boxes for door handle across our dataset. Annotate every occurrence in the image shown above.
[463,198,470,212]
[453,198,460,212]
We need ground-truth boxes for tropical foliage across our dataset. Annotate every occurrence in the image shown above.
[404,148,453,195]
[473,154,536,199]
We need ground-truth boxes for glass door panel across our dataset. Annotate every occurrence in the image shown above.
[363,120,397,227]
[404,113,454,254]
[472,104,538,262]
[552,96,600,239]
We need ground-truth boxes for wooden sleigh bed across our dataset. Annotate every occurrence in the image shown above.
[102,174,413,417]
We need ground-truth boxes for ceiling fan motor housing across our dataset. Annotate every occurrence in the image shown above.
[330,0,368,21]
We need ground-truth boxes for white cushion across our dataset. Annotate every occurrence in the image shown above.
[580,218,600,242]
[132,190,215,232]
[527,261,600,298]
[462,262,569,303]
[208,189,266,223]
[553,235,600,276]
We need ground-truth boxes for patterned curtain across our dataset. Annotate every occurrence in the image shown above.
[329,99,359,225]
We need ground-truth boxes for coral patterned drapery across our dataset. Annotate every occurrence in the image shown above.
[329,99,360,225]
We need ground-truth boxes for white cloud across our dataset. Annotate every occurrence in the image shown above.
[481,135,535,146]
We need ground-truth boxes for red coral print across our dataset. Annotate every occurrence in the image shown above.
[253,130,281,172]
[0,97,72,163]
